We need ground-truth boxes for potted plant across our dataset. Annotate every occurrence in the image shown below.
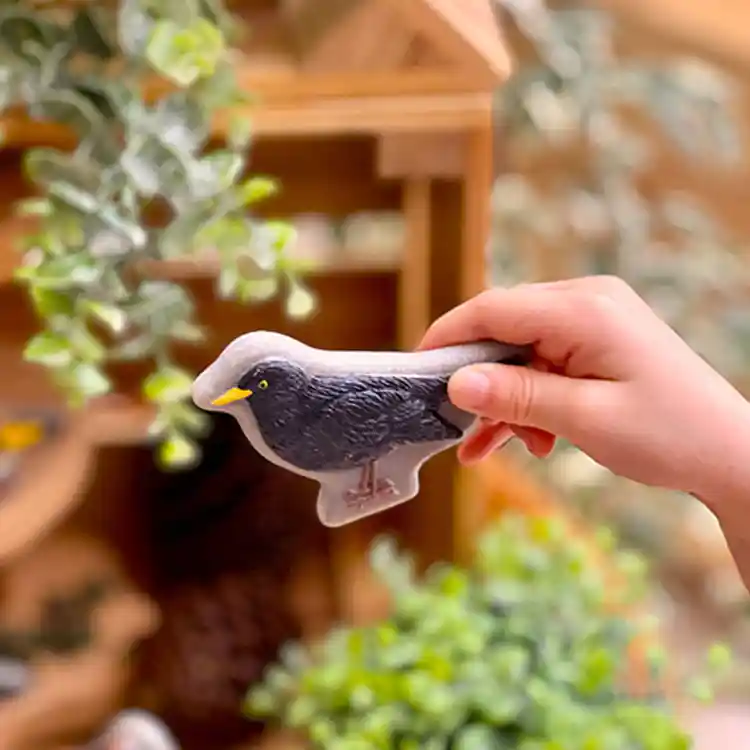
[246,514,729,749]
[0,0,315,468]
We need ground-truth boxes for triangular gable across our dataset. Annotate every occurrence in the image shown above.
[281,0,511,82]
[380,0,511,83]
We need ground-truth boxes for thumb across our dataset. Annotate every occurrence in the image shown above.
[448,362,595,436]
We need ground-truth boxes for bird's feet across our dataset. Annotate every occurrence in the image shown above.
[344,478,399,508]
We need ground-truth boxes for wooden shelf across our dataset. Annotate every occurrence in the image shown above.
[135,251,401,281]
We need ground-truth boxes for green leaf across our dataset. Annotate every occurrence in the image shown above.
[24,332,73,368]
[217,266,239,299]
[146,18,225,87]
[117,0,156,57]
[238,176,279,205]
[15,197,53,217]
[285,282,317,320]
[68,326,107,363]
[237,276,279,303]
[158,433,199,468]
[110,334,155,362]
[17,254,102,291]
[71,6,116,58]
[61,362,112,400]
[82,301,128,335]
[227,114,253,150]
[169,320,205,343]
[454,725,502,750]
[29,287,76,319]
[245,686,277,717]
[706,642,731,672]
[143,367,195,404]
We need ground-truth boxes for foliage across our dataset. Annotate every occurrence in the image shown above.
[491,0,749,381]
[246,514,730,749]
[0,0,315,468]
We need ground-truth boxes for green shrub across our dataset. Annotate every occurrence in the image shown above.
[247,514,729,750]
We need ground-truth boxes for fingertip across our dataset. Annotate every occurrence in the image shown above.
[448,367,491,413]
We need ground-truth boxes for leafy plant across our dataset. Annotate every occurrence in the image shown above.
[488,0,750,640]
[246,514,730,750]
[491,0,748,381]
[0,0,315,468]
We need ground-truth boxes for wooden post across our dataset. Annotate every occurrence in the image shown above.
[398,179,432,349]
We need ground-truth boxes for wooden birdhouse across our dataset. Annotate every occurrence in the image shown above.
[0,1,521,747]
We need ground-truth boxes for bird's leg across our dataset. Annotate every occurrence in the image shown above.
[345,461,397,507]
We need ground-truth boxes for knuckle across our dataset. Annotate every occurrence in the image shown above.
[469,288,505,336]
[491,365,535,424]
[575,286,621,320]
[591,275,634,300]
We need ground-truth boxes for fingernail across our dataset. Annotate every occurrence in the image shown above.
[450,367,490,410]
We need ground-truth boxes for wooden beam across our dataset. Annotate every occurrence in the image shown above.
[377,131,468,178]
[154,65,497,103]
[398,178,432,349]
[0,92,494,148]
[460,119,494,300]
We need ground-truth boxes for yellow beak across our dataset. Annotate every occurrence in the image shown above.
[211,387,253,406]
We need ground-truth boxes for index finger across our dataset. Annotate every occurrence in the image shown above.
[417,285,587,364]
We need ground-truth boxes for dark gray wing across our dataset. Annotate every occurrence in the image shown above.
[307,387,459,468]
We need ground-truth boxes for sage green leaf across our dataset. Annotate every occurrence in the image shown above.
[153,93,209,154]
[117,0,155,57]
[68,325,107,363]
[22,254,101,290]
[24,149,100,193]
[88,230,133,259]
[63,362,112,399]
[70,7,115,58]
[81,301,128,335]
[169,320,205,343]
[193,150,245,198]
[27,90,109,144]
[130,282,193,335]
[191,59,243,109]
[15,198,53,217]
[110,333,155,362]
[143,367,194,404]
[0,10,65,61]
[227,114,253,150]
[23,332,73,368]
[217,266,239,299]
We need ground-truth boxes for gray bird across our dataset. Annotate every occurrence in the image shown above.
[193,332,531,525]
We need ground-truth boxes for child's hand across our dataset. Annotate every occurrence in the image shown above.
[419,276,750,502]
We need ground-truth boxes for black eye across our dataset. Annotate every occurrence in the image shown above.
[258,379,269,390]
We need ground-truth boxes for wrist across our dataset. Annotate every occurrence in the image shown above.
[689,399,750,522]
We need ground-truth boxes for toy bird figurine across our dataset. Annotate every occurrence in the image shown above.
[192,332,531,527]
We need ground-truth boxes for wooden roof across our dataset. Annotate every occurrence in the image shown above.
[1,0,509,146]
[263,0,509,82]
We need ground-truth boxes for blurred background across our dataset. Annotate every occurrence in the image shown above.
[1,0,750,747]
